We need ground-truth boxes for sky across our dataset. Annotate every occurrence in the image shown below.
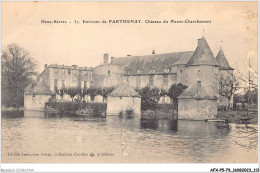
[2,1,258,86]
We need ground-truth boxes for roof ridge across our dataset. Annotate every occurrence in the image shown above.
[187,37,218,66]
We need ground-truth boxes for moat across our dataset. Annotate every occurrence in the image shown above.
[1,110,257,163]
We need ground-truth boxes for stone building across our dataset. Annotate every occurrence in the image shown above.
[37,64,93,101]
[93,54,124,88]
[24,36,233,117]
[24,81,54,110]
[107,83,141,116]
[178,81,218,120]
[216,47,234,107]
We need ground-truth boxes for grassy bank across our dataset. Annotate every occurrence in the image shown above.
[217,110,258,124]
[45,102,107,117]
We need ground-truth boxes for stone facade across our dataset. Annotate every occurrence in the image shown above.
[25,36,234,115]
[24,81,54,110]
[107,83,141,116]
[39,64,93,93]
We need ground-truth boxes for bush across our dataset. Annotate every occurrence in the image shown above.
[45,102,107,116]
[137,86,160,111]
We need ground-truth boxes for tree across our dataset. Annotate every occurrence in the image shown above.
[1,44,37,107]
[87,87,98,102]
[218,72,239,109]
[55,87,67,101]
[168,83,188,109]
[66,87,80,102]
[81,88,88,101]
[138,86,161,111]
[100,87,115,103]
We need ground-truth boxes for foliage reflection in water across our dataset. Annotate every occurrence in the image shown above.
[1,110,258,163]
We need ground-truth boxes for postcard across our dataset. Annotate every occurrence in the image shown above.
[1,1,258,171]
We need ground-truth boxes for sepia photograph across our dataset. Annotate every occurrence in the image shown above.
[1,0,258,170]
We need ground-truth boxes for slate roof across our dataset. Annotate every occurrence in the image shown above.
[25,81,54,95]
[108,83,141,97]
[187,37,219,66]
[178,81,218,100]
[110,51,194,75]
[216,48,234,70]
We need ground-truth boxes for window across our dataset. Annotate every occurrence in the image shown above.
[108,70,110,75]
[54,79,58,90]
[62,69,65,73]
[214,67,218,75]
[149,75,154,85]
[32,94,36,101]
[84,81,87,89]
[68,69,71,74]
[62,80,65,88]
[136,76,141,89]
[55,68,58,73]
[163,75,168,86]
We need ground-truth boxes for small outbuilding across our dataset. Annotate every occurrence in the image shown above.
[24,81,54,110]
[178,81,218,120]
[107,83,141,116]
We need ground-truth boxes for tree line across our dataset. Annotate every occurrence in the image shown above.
[54,83,188,112]
[54,87,115,103]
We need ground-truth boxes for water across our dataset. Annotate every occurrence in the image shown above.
[1,110,258,163]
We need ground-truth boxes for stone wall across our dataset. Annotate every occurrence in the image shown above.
[185,65,219,96]
[93,64,124,88]
[24,94,52,111]
[178,98,217,120]
[126,73,177,90]
[107,96,141,116]
[40,66,92,92]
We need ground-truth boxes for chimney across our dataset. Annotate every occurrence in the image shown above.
[197,81,201,97]
[111,57,114,63]
[152,50,156,54]
[44,64,48,69]
[103,53,109,65]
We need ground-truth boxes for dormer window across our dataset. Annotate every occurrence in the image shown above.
[163,67,169,73]
[124,66,130,75]
[149,67,156,74]
[137,69,143,74]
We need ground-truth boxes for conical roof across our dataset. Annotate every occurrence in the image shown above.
[26,81,54,95]
[108,83,141,97]
[216,48,233,70]
[178,81,218,100]
[187,37,218,66]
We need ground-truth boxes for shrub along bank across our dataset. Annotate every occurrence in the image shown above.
[45,102,106,117]
[141,104,177,120]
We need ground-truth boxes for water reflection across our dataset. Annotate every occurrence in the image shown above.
[1,110,24,118]
[1,110,258,163]
[140,119,178,132]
